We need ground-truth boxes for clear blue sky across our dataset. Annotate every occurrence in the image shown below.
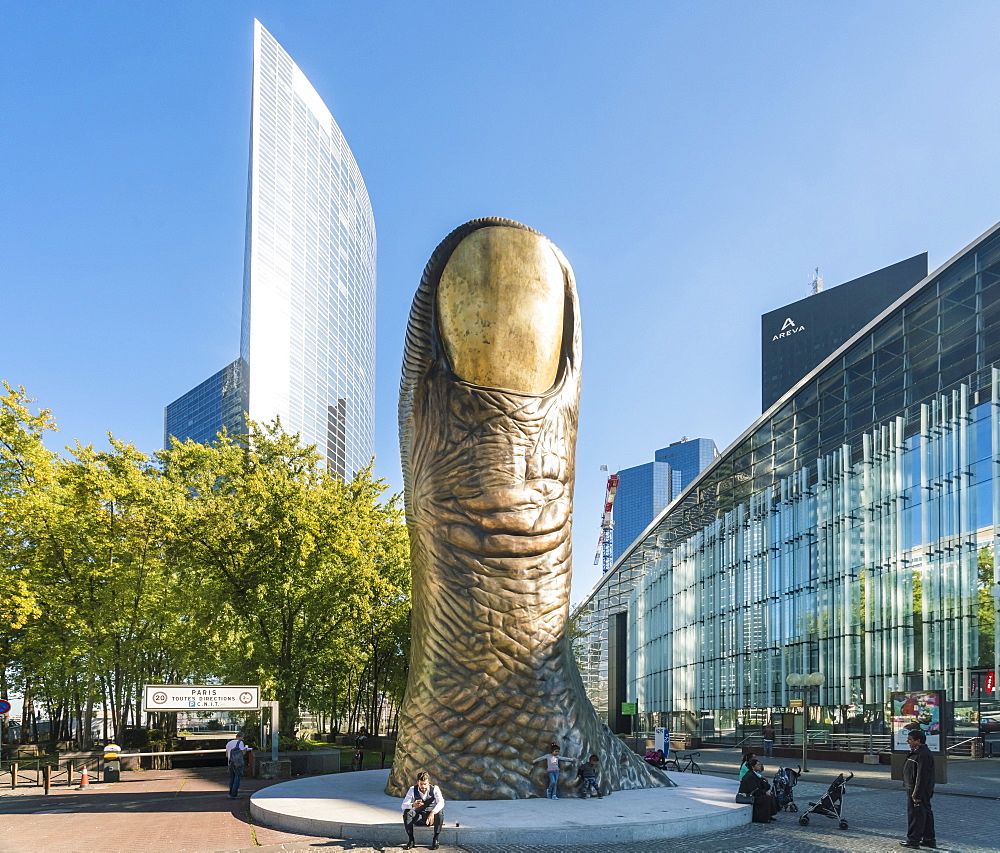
[4,1,1000,602]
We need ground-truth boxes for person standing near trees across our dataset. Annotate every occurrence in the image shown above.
[226,732,248,799]
[352,727,370,771]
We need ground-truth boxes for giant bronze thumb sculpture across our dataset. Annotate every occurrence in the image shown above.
[387,218,671,799]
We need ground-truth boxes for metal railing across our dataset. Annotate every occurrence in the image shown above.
[612,729,991,759]
[945,736,980,756]
[704,731,893,752]
[711,731,995,757]
[3,757,104,791]
[106,748,227,758]
[3,748,235,791]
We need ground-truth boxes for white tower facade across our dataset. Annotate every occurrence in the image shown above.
[241,20,375,476]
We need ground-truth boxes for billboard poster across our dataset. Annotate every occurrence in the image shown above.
[890,690,944,753]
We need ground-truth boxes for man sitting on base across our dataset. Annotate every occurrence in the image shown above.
[401,770,445,849]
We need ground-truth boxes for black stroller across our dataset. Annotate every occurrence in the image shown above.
[797,771,853,830]
[771,765,800,811]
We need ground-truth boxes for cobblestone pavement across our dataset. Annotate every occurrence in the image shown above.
[229,778,999,853]
[3,753,998,853]
[458,783,997,852]
[0,767,325,853]
[231,751,1000,853]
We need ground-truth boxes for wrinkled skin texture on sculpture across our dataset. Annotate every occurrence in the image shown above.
[387,218,672,799]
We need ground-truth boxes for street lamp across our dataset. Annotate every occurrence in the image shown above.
[786,672,825,772]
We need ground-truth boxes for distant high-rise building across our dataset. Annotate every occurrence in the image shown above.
[611,437,718,564]
[164,358,248,448]
[165,20,375,477]
[760,254,926,411]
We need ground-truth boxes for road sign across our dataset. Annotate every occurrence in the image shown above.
[0,699,10,714]
[142,685,260,712]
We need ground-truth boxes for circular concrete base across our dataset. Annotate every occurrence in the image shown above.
[250,769,749,847]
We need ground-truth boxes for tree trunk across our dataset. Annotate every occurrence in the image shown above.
[82,670,95,750]
[23,677,35,742]
[0,663,9,746]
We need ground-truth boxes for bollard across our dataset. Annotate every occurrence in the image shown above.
[43,764,51,795]
[103,743,121,784]
[9,762,16,789]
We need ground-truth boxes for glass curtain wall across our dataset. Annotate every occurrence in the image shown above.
[242,20,376,477]
[629,383,996,712]
[576,222,1000,733]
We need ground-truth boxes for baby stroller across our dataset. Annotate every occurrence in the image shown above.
[797,771,853,830]
[771,765,800,811]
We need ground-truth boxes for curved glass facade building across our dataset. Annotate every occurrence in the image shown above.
[241,20,375,477]
[575,223,1000,740]
[168,21,375,475]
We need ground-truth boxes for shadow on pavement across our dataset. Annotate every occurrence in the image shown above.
[1,766,284,821]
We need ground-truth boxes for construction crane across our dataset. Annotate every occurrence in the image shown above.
[593,468,620,573]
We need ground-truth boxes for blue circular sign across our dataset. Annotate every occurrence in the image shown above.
[0,700,10,715]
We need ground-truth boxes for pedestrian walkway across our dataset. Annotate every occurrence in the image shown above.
[3,750,998,852]
[0,766,326,853]
[250,767,746,848]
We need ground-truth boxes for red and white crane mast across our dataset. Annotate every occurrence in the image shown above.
[593,470,619,573]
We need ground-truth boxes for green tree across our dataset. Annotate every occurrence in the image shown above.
[3,387,412,747]
[0,380,207,746]
[162,420,410,734]
[980,545,996,667]
[0,383,55,629]
[0,384,58,745]
[20,435,193,745]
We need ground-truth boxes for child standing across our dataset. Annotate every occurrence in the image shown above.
[532,742,573,799]
[577,753,602,798]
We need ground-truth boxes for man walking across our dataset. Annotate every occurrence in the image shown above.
[900,729,936,848]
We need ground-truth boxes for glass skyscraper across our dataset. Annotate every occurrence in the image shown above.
[164,358,248,448]
[166,21,375,477]
[612,438,719,565]
[575,223,1000,742]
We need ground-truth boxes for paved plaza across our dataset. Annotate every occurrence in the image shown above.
[1,748,997,852]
